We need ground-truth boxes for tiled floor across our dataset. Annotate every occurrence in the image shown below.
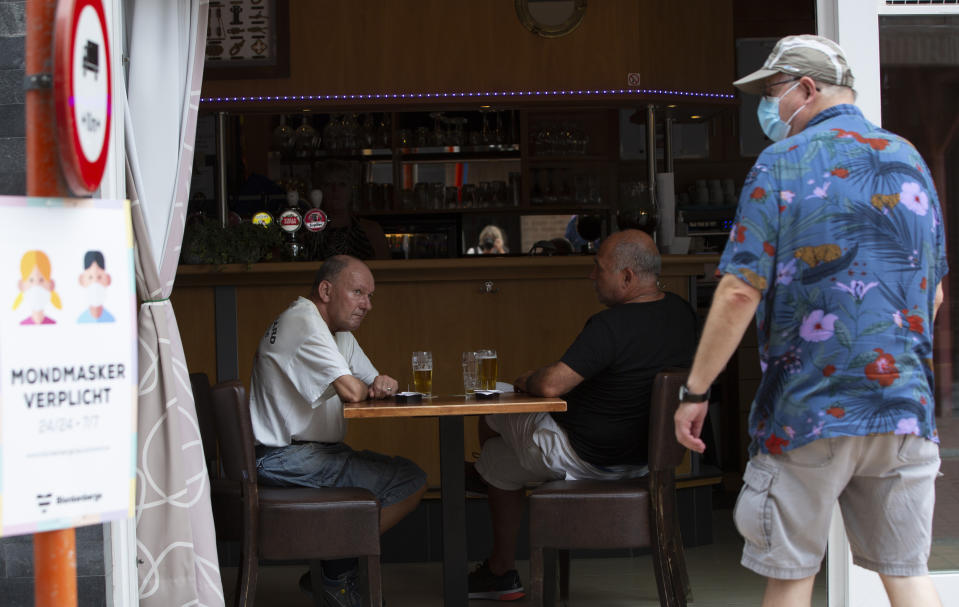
[220,508,827,606]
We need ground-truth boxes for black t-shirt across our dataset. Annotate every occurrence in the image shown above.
[552,292,697,466]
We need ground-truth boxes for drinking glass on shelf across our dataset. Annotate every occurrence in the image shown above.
[342,114,358,149]
[462,351,479,395]
[449,117,467,147]
[491,181,507,207]
[477,348,498,390]
[431,182,445,210]
[415,126,430,148]
[413,182,429,210]
[480,108,494,144]
[294,115,318,157]
[494,111,506,144]
[400,188,415,211]
[461,183,476,208]
[445,186,459,209]
[272,115,292,151]
[430,111,446,146]
[535,123,552,155]
[376,113,391,148]
[477,181,491,207]
[412,351,433,396]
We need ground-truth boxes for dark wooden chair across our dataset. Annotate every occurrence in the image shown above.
[189,372,221,477]
[208,379,382,607]
[528,369,691,606]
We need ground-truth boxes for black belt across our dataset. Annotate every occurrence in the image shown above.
[256,440,339,458]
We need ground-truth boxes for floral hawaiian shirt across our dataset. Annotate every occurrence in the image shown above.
[719,104,948,457]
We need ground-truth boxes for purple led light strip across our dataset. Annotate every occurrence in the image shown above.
[199,88,735,104]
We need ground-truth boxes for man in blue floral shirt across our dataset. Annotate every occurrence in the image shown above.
[675,35,946,606]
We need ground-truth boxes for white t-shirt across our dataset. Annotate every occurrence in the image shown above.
[249,296,378,446]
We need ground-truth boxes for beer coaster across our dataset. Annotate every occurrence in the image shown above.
[394,392,422,404]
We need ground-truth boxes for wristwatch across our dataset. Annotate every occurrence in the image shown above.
[678,383,711,403]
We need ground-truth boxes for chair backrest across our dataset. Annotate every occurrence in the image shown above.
[189,372,220,478]
[209,380,258,486]
[647,368,689,472]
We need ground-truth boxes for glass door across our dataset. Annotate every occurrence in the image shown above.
[819,1,959,604]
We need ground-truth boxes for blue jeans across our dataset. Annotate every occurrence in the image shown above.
[256,441,426,507]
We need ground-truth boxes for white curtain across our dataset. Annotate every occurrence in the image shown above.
[124,1,223,605]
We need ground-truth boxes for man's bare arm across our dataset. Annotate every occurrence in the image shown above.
[515,361,584,397]
[686,273,762,394]
[934,281,944,321]
[332,374,370,402]
[675,273,761,452]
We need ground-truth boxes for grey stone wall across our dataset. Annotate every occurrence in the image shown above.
[0,525,106,606]
[0,3,106,605]
[0,0,25,195]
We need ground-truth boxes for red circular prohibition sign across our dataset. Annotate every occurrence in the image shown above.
[54,0,112,195]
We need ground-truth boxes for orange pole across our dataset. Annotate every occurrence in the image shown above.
[26,0,66,196]
[32,531,78,607]
[26,0,79,605]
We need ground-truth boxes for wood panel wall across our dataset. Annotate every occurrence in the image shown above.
[202,0,736,100]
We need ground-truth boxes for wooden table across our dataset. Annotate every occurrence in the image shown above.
[344,393,567,607]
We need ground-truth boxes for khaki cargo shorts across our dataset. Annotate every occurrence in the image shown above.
[734,434,939,580]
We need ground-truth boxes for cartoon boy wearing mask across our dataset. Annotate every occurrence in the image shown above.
[77,250,114,323]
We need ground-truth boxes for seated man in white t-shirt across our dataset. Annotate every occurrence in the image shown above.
[250,254,426,607]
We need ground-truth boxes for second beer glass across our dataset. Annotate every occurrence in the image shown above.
[412,351,433,396]
[462,351,479,395]
[477,348,498,390]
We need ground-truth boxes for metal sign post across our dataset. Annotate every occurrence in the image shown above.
[24,0,114,605]
[25,1,78,606]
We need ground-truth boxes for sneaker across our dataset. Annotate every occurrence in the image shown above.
[465,461,489,498]
[467,560,525,601]
[298,568,363,607]
[323,568,363,607]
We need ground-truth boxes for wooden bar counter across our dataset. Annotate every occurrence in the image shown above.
[173,254,719,485]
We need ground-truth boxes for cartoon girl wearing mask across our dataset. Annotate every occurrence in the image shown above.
[13,250,62,325]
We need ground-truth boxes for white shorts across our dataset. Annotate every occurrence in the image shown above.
[475,412,648,491]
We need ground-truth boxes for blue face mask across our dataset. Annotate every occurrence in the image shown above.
[757,81,804,142]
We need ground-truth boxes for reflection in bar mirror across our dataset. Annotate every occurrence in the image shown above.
[520,214,584,254]
[515,0,587,38]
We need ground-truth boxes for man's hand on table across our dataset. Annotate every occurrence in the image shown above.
[674,401,708,453]
[512,370,534,393]
[369,374,400,399]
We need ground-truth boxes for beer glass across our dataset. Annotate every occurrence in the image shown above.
[462,351,479,395]
[477,348,498,390]
[412,351,433,396]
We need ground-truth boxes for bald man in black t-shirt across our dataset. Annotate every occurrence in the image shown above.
[467,230,697,601]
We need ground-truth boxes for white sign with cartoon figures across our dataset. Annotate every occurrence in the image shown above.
[0,196,136,537]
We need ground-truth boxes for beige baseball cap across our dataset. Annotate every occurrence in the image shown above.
[733,34,855,95]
